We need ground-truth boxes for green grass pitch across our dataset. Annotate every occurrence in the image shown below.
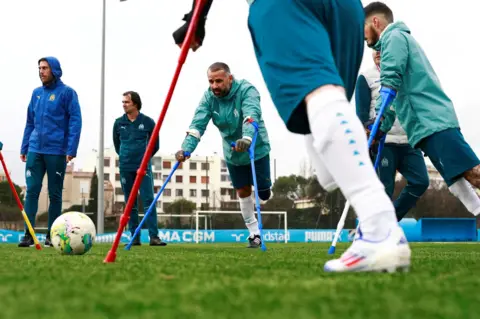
[0,243,479,319]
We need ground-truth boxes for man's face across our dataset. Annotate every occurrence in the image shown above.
[364,16,381,48]
[208,69,232,97]
[122,94,137,114]
[38,61,54,84]
[372,50,381,66]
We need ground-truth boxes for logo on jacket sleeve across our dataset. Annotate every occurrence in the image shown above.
[49,94,55,101]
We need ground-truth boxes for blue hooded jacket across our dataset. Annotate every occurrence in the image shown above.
[20,57,82,157]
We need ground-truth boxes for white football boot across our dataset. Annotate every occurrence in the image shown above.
[324,225,411,273]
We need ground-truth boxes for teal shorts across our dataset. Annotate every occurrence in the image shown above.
[226,154,272,191]
[417,128,480,186]
[247,0,365,134]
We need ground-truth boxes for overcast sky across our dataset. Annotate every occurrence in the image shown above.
[1,0,478,187]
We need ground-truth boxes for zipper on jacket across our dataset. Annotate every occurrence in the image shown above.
[40,89,45,150]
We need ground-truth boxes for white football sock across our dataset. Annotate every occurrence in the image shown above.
[306,88,398,240]
[449,177,480,216]
[239,196,259,236]
[305,134,337,192]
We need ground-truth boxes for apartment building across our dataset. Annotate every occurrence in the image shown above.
[83,147,239,213]
[32,163,114,216]
[0,170,8,183]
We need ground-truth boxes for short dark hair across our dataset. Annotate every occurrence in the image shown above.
[123,91,142,111]
[364,2,394,23]
[38,58,48,65]
[208,62,230,74]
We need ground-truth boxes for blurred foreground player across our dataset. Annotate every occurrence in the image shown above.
[173,0,410,272]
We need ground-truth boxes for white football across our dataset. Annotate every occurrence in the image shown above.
[50,212,96,255]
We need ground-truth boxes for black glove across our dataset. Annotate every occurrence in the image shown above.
[172,17,206,47]
[172,0,214,47]
[234,138,251,152]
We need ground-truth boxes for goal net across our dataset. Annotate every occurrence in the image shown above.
[193,210,288,244]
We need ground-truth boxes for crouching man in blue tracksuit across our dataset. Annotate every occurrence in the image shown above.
[19,57,82,248]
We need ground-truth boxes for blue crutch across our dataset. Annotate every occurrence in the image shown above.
[230,120,267,251]
[125,151,191,250]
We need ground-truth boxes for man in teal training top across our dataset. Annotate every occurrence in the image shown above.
[365,2,480,218]
[175,62,272,249]
[355,50,429,221]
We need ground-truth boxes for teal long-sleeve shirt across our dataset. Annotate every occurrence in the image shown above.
[355,75,372,124]
[0,141,3,151]
[112,113,159,172]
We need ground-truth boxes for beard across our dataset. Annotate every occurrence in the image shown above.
[367,25,380,48]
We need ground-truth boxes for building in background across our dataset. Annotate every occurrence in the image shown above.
[0,170,9,182]
[83,147,239,214]
[33,163,114,217]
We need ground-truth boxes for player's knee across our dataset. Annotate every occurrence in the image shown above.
[237,186,252,198]
[464,165,480,188]
[258,189,271,201]
[26,183,42,199]
[409,179,429,197]
[318,178,338,193]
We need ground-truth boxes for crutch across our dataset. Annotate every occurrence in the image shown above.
[0,152,42,250]
[125,152,190,250]
[231,119,266,251]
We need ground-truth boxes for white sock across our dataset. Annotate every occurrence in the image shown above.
[305,134,337,192]
[239,196,259,236]
[449,178,480,216]
[306,89,398,240]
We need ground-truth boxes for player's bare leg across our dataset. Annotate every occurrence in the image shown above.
[464,165,480,188]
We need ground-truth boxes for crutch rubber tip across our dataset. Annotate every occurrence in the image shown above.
[261,245,267,252]
[124,245,131,251]
[328,246,336,255]
[35,243,42,250]
[104,250,117,263]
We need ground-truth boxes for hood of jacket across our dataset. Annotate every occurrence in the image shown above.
[40,56,63,88]
[373,21,411,51]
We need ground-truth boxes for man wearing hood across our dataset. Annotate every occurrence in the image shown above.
[175,62,272,248]
[364,2,480,219]
[356,50,429,221]
[19,57,82,247]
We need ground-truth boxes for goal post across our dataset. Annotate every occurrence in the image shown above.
[137,213,209,231]
[194,210,288,244]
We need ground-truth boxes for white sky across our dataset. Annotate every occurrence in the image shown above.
[0,0,479,187]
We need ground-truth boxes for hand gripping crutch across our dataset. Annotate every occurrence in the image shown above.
[328,87,396,255]
[230,119,266,251]
[125,152,190,250]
